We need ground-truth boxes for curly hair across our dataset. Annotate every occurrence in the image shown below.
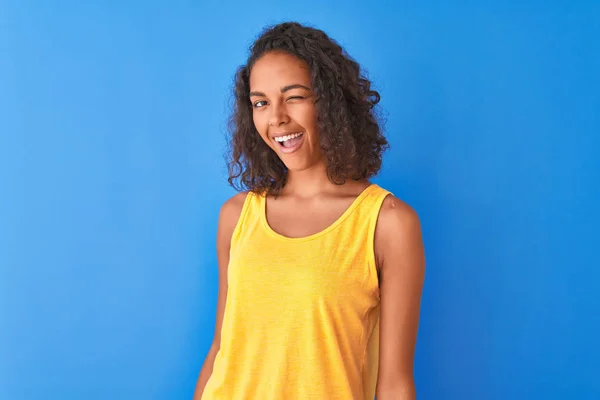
[227,21,389,195]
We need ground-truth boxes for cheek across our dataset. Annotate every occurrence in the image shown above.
[302,109,319,137]
[251,110,261,129]
[308,105,319,127]
[252,112,269,141]
[293,105,317,129]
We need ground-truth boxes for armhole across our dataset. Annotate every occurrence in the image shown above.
[229,191,253,248]
[367,191,393,297]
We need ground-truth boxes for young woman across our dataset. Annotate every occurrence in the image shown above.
[194,22,425,400]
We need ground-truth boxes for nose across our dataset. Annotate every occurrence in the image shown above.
[268,102,290,127]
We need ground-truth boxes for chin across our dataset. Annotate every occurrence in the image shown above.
[280,156,324,173]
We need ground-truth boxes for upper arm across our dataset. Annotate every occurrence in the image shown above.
[212,191,248,350]
[374,195,426,394]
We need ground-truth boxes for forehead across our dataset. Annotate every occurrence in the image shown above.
[249,52,311,90]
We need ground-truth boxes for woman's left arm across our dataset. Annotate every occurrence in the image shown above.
[374,195,426,400]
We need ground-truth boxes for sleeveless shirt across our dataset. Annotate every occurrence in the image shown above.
[201,183,392,400]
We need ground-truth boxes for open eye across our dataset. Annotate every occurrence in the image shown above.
[253,100,268,108]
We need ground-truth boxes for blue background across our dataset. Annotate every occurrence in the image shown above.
[1,1,599,399]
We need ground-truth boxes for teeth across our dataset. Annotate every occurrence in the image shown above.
[274,132,303,142]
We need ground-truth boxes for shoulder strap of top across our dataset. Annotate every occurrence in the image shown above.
[230,190,261,246]
[363,184,394,216]
[363,184,393,292]
[362,183,393,235]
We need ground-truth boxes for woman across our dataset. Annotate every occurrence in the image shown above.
[194,21,425,400]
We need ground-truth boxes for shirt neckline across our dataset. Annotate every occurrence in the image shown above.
[260,183,377,243]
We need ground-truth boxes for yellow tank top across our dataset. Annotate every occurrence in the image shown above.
[202,183,392,400]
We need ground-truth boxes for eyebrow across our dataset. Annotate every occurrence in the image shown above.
[249,84,311,97]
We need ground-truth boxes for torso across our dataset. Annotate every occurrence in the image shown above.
[201,182,393,400]
[264,180,384,282]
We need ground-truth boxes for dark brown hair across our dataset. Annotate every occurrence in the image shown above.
[227,21,389,195]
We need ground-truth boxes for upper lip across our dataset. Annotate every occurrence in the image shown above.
[272,131,303,139]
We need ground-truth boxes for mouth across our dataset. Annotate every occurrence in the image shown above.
[273,132,305,154]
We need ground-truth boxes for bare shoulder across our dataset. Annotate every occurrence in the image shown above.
[374,195,424,270]
[378,195,421,234]
[221,191,249,217]
[218,191,250,238]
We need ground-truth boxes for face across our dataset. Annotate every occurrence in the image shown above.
[249,51,324,171]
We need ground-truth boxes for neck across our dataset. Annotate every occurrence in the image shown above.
[281,160,367,198]
[282,160,334,198]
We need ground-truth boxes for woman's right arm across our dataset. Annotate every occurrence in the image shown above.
[192,192,248,400]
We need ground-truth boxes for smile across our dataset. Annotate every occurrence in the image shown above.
[274,132,305,154]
